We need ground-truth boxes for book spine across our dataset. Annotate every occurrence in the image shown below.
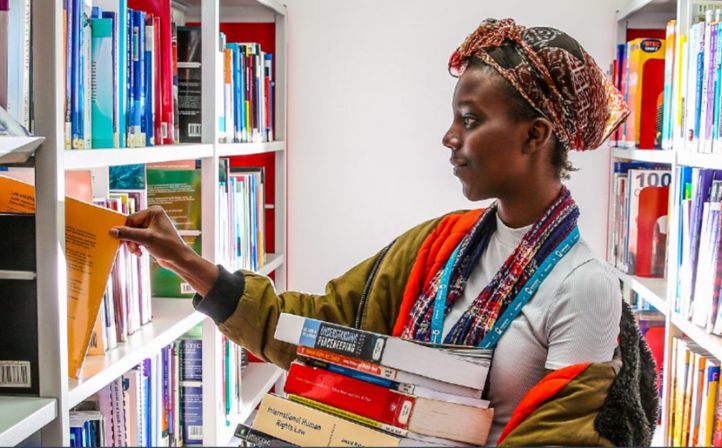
[234,423,297,446]
[153,15,162,145]
[90,17,114,148]
[288,394,409,437]
[284,362,414,429]
[144,16,154,146]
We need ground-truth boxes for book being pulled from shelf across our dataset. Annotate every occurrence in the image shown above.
[243,313,493,446]
[0,175,126,378]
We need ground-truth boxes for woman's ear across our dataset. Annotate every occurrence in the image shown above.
[523,117,554,154]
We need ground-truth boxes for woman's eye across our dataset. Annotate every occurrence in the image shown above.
[462,115,477,128]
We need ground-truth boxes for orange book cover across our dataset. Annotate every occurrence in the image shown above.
[0,176,126,378]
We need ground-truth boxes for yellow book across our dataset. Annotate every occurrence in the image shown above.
[673,339,690,447]
[700,359,720,446]
[0,176,126,378]
[253,394,403,447]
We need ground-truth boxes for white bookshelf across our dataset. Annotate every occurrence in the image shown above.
[0,136,44,164]
[612,147,675,164]
[221,362,284,444]
[67,299,205,408]
[217,141,286,157]
[28,0,288,445]
[615,269,668,315]
[614,1,722,443]
[63,144,214,170]
[0,397,56,446]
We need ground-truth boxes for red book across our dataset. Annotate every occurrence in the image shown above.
[284,362,493,445]
[128,0,174,144]
[153,15,163,145]
[636,185,669,277]
[285,362,414,429]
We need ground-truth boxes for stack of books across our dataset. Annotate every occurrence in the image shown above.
[237,313,494,447]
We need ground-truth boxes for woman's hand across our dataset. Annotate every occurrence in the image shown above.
[110,206,219,296]
[110,206,189,269]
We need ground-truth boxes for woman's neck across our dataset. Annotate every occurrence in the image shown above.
[496,181,563,229]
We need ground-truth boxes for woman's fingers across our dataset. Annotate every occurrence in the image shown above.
[110,225,153,245]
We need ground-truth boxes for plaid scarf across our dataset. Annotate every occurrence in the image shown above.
[401,186,579,346]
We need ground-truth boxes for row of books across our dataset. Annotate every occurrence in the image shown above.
[219,34,274,144]
[70,336,198,446]
[612,36,665,149]
[219,160,266,272]
[667,337,722,446]
[609,162,671,277]
[0,0,32,132]
[238,313,494,447]
[676,167,722,335]
[612,5,722,153]
[63,0,276,150]
[64,0,175,149]
[70,327,252,447]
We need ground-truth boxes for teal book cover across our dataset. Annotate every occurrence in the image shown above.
[90,17,114,148]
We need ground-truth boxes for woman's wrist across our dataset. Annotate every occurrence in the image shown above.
[173,245,220,296]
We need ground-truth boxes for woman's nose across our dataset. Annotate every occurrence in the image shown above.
[442,128,460,151]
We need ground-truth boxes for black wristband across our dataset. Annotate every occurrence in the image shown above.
[192,265,246,324]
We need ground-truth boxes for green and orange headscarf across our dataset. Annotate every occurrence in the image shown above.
[449,18,629,151]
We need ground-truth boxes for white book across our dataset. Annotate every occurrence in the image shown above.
[275,313,491,390]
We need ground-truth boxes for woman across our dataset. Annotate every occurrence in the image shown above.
[111,19,657,446]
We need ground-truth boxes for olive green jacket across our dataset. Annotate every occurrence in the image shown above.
[193,212,658,446]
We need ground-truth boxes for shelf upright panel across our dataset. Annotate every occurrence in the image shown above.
[32,0,70,445]
[274,5,288,291]
[200,0,224,445]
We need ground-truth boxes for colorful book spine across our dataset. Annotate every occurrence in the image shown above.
[90,16,114,148]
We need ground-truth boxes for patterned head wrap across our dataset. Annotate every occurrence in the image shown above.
[449,18,629,151]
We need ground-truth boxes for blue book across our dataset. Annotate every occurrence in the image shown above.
[227,43,239,142]
[64,0,73,149]
[238,44,247,142]
[143,358,153,447]
[133,10,146,147]
[127,10,136,146]
[96,0,127,147]
[144,16,155,146]
[101,11,118,147]
[90,16,114,148]
[70,0,83,149]
[181,338,202,445]
[695,31,706,141]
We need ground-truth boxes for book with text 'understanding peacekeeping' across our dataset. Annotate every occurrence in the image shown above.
[0,176,126,378]
[274,313,489,390]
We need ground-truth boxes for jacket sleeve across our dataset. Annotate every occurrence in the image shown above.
[192,217,443,370]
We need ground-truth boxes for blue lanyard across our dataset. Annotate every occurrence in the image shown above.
[429,226,580,348]
[430,244,463,344]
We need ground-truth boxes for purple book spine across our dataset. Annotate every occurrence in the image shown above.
[707,25,719,142]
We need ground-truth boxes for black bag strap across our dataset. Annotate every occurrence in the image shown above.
[354,239,397,329]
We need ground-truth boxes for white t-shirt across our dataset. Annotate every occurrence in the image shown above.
[441,215,621,445]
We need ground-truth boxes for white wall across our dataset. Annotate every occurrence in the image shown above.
[285,0,622,292]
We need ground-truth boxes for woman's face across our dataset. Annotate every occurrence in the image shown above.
[442,68,533,202]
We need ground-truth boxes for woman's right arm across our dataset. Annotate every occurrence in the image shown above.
[111,206,434,369]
